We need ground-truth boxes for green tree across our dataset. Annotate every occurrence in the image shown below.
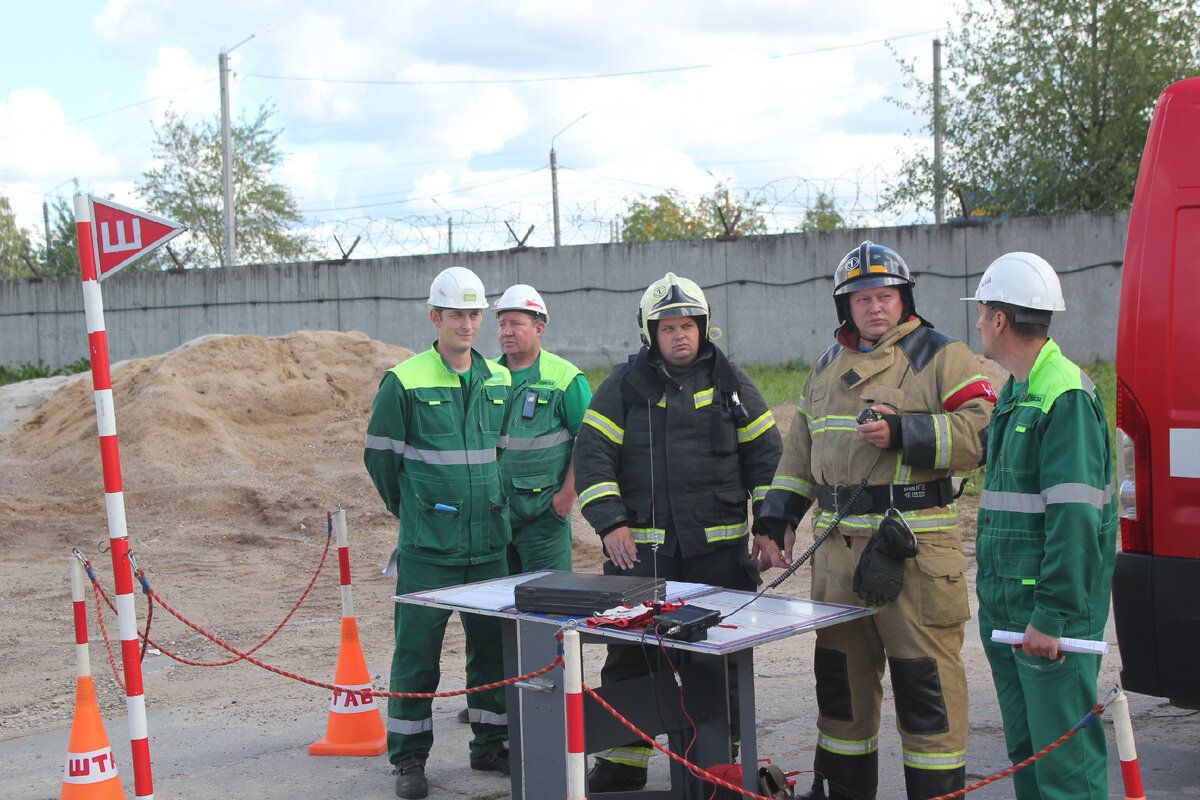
[883,0,1200,219]
[136,104,317,268]
[620,184,767,241]
[798,190,848,232]
[0,196,37,279]
[38,196,82,277]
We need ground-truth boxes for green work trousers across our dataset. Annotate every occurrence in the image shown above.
[507,506,573,575]
[388,556,508,764]
[982,639,1107,800]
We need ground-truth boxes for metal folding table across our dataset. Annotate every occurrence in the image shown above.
[396,571,873,799]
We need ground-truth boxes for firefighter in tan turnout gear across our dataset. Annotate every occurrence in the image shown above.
[574,273,783,794]
[754,242,997,800]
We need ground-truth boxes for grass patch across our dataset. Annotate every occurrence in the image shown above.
[584,360,810,410]
[0,356,91,387]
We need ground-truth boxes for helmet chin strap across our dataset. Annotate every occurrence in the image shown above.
[857,328,881,349]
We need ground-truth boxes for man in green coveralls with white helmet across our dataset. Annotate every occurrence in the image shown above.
[364,266,513,799]
[452,284,593,725]
[967,252,1117,800]
[493,284,592,574]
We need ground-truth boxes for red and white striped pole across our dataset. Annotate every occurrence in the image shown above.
[74,195,155,799]
[334,507,355,619]
[1110,688,1146,800]
[71,554,93,681]
[563,627,587,800]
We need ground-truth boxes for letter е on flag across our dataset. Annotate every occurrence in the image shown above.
[88,197,186,280]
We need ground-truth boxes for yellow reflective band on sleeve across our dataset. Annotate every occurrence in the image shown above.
[630,527,665,545]
[770,475,816,499]
[752,485,769,502]
[935,413,951,470]
[579,481,620,508]
[704,523,748,543]
[693,388,714,408]
[737,410,777,443]
[583,409,624,444]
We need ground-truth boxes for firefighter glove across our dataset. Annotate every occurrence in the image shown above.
[853,513,918,606]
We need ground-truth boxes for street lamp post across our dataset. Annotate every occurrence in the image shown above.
[219,28,273,268]
[550,112,590,248]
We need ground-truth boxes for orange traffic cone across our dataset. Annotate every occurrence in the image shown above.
[309,616,387,756]
[61,676,126,799]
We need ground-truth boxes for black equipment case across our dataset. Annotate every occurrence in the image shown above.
[513,571,664,616]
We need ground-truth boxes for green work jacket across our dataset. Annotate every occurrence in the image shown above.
[497,349,590,524]
[976,339,1117,640]
[364,344,513,566]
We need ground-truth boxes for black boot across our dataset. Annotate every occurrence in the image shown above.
[903,765,965,800]
[796,775,828,800]
[587,758,648,792]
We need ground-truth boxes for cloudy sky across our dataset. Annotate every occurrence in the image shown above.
[2,0,958,260]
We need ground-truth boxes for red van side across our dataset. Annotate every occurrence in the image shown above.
[1112,77,1200,706]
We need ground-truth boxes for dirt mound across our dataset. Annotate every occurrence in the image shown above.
[6,330,413,538]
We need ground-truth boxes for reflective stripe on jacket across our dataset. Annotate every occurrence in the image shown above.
[363,344,512,566]
[975,339,1117,640]
[497,349,588,524]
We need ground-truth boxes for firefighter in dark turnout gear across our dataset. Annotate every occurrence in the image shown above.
[574,273,783,793]
[755,243,996,800]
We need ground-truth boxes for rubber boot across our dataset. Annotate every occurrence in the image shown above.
[903,765,965,800]
[809,749,878,800]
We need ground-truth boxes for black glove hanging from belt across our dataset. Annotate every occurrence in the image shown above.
[852,509,918,606]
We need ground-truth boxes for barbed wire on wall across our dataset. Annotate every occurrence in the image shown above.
[313,171,911,260]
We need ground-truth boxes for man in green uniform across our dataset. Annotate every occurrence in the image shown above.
[364,266,513,799]
[453,284,593,726]
[493,284,592,574]
[756,242,996,800]
[574,272,782,793]
[966,252,1117,800]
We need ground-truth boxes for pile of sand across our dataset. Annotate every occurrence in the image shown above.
[4,330,413,539]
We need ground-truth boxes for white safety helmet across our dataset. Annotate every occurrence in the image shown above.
[492,284,549,321]
[963,252,1065,324]
[428,266,488,309]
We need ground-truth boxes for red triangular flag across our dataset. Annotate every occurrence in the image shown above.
[90,198,186,280]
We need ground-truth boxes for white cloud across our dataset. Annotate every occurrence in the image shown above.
[0,88,124,232]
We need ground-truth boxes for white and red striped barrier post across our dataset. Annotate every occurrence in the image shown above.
[72,553,93,680]
[74,196,166,800]
[563,627,587,800]
[1110,688,1146,800]
[334,507,355,619]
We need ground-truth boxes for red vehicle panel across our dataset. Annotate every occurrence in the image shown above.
[1112,77,1200,705]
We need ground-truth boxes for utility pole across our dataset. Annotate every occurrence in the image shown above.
[219,47,236,267]
[550,112,590,247]
[42,200,53,271]
[933,38,944,225]
[219,30,272,268]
